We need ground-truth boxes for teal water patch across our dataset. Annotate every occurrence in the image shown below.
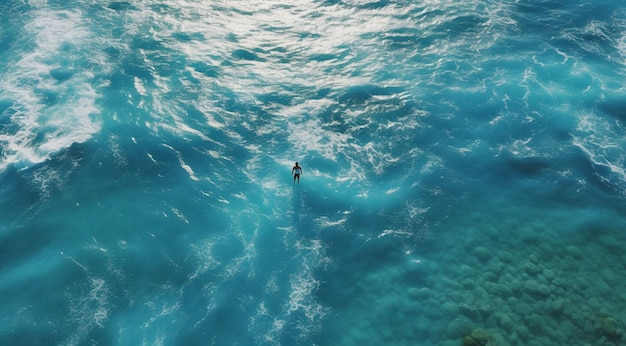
[312,189,626,345]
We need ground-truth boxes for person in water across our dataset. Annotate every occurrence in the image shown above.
[292,162,302,183]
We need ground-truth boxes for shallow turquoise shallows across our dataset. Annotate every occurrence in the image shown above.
[1,1,626,345]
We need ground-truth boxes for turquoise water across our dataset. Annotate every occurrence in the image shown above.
[1,0,626,345]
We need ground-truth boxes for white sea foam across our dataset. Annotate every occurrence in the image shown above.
[0,8,102,171]
[285,270,329,336]
[378,229,413,238]
[188,241,222,281]
[161,143,200,181]
[315,216,347,228]
[171,207,190,224]
[64,277,110,346]
[572,112,626,193]
[134,76,147,96]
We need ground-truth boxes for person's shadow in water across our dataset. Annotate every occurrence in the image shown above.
[292,183,301,231]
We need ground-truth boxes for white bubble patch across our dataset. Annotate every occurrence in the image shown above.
[573,112,626,194]
[0,8,102,171]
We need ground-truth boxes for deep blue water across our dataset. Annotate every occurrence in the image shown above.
[1,0,626,345]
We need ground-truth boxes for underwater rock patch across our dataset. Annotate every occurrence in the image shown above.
[523,279,551,297]
[472,247,493,262]
[462,327,495,346]
[592,314,624,341]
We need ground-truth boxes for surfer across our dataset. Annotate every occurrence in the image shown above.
[292,162,302,183]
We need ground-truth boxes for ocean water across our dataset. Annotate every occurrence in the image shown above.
[1,0,626,345]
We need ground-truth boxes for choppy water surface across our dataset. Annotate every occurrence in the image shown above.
[1,0,626,345]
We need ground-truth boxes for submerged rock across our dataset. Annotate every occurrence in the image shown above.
[470,328,490,344]
[523,279,551,297]
[462,327,494,346]
[463,335,479,346]
[472,247,493,262]
[592,314,624,341]
[445,318,473,339]
[496,250,514,263]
